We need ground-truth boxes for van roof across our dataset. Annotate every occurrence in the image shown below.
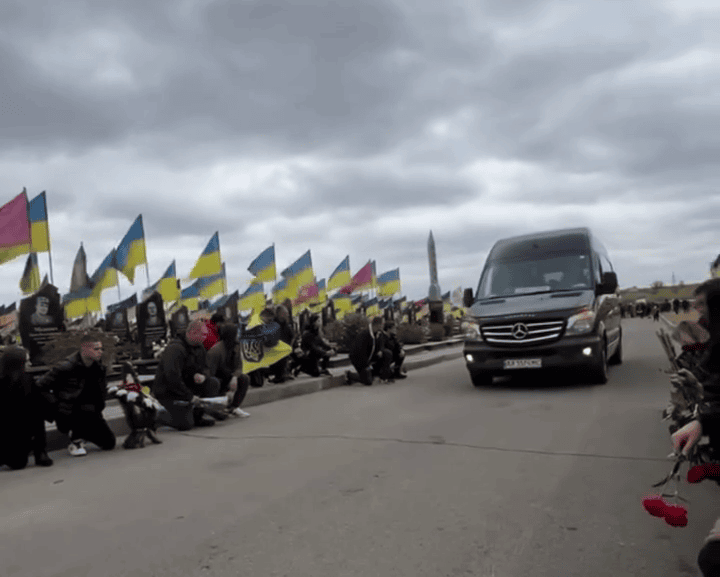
[489,227,592,262]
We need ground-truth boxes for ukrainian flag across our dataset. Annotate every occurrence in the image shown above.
[248,245,276,283]
[271,277,289,305]
[63,286,102,319]
[89,248,119,293]
[19,252,40,295]
[366,297,380,317]
[150,261,181,303]
[239,321,292,374]
[115,215,147,284]
[239,281,265,313]
[327,256,351,290]
[315,278,327,303]
[331,295,354,320]
[280,250,314,300]
[198,262,227,299]
[28,192,50,253]
[188,232,222,279]
[377,268,401,297]
[179,281,200,311]
[0,191,31,265]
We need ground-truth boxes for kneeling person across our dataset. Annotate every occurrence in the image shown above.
[36,335,116,457]
[153,320,222,430]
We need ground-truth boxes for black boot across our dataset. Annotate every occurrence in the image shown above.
[123,430,142,449]
[34,451,53,467]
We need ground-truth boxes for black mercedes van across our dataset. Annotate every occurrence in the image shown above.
[462,227,621,387]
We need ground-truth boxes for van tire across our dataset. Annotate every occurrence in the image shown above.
[608,331,622,365]
[470,372,493,388]
[588,341,609,384]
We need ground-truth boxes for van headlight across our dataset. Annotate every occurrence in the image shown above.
[566,309,595,335]
[463,321,481,339]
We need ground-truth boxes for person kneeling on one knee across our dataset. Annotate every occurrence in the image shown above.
[152,320,222,430]
[36,334,116,457]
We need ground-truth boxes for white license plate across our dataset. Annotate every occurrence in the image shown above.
[503,359,542,369]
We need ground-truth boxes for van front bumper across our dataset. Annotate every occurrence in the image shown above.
[463,334,602,376]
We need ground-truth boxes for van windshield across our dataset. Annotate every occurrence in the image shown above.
[477,254,592,299]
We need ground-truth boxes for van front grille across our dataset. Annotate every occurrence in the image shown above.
[482,320,565,345]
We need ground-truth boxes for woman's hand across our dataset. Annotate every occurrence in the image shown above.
[670,369,701,389]
[671,419,703,456]
[194,373,206,384]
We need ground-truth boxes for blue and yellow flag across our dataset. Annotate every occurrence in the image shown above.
[377,268,401,297]
[63,286,102,319]
[115,215,147,284]
[197,262,227,299]
[239,322,292,374]
[366,296,380,317]
[248,245,276,283]
[188,232,222,279]
[28,192,50,253]
[179,280,201,311]
[271,276,289,305]
[331,295,353,320]
[239,281,265,313]
[327,256,351,291]
[149,260,181,303]
[315,278,327,303]
[280,250,314,300]
[90,248,119,294]
[19,252,40,295]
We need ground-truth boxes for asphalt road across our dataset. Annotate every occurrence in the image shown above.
[1,318,718,577]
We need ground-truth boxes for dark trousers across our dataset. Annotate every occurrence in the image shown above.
[346,366,374,386]
[372,348,393,380]
[297,353,330,377]
[270,357,292,381]
[156,377,221,431]
[67,412,116,450]
[0,413,49,470]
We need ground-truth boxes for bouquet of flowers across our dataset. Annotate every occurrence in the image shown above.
[107,361,163,449]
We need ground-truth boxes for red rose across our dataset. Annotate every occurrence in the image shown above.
[642,496,668,517]
[664,504,688,527]
[688,464,707,483]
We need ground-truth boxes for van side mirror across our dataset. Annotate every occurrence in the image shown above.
[597,272,618,295]
[463,288,474,308]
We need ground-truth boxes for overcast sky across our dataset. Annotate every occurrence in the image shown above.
[1,0,719,307]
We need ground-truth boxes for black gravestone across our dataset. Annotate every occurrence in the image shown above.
[19,284,64,365]
[137,292,166,358]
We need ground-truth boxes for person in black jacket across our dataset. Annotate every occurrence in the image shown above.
[345,317,392,386]
[296,314,336,377]
[269,305,295,383]
[206,323,250,418]
[383,321,407,380]
[36,334,115,457]
[153,320,222,430]
[0,346,53,469]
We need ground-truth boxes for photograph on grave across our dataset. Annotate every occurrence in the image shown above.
[137,292,166,357]
[19,284,64,365]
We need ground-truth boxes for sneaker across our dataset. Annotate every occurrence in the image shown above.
[394,372,408,379]
[195,415,216,427]
[230,407,250,418]
[68,440,87,456]
[34,452,53,467]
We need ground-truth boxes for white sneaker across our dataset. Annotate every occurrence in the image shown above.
[68,440,87,456]
[230,408,250,418]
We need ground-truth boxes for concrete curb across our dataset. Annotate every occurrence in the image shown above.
[44,342,464,453]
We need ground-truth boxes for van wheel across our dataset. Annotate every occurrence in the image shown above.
[470,372,493,388]
[608,331,622,365]
[588,342,609,384]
